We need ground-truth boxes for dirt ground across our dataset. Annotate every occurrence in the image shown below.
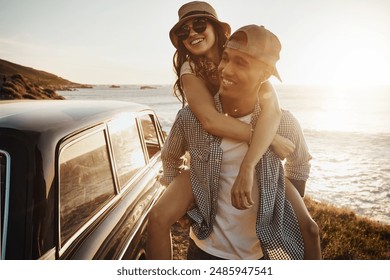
[171,222,190,260]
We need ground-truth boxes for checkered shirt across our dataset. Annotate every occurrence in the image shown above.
[161,93,311,260]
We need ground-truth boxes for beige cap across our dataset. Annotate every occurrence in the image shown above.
[226,25,282,82]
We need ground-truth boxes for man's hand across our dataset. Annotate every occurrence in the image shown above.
[231,166,255,210]
[270,134,295,160]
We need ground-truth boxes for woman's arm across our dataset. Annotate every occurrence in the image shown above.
[182,74,252,141]
[231,81,283,209]
[244,81,282,166]
[183,74,292,157]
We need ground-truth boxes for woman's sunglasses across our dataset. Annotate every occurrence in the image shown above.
[175,18,208,41]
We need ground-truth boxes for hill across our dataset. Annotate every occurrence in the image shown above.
[0,58,90,90]
[0,59,92,100]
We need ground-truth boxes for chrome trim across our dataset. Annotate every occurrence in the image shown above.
[0,150,11,260]
[39,247,56,260]
[135,115,150,165]
[116,162,150,195]
[104,122,120,194]
[59,193,121,256]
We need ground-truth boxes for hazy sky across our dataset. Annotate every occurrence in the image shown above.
[1,0,389,86]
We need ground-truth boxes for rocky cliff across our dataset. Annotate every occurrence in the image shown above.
[0,59,90,100]
[0,73,65,100]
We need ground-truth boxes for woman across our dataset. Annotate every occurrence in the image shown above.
[147,1,321,260]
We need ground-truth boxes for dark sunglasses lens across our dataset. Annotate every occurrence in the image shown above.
[193,19,207,33]
[176,19,208,41]
[176,26,190,40]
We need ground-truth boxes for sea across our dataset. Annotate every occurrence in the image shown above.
[59,84,390,225]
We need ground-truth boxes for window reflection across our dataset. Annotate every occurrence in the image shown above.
[140,114,161,159]
[59,130,115,245]
[109,116,146,189]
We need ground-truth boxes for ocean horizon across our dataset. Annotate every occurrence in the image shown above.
[59,84,390,225]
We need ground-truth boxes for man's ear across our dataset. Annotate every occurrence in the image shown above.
[259,67,272,83]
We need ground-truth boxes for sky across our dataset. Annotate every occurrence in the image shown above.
[1,0,390,86]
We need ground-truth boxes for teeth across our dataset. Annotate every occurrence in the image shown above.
[222,78,234,86]
[191,38,203,45]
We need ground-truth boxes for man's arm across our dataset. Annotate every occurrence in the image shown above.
[279,110,312,196]
[160,111,188,186]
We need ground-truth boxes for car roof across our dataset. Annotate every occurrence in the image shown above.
[0,99,151,134]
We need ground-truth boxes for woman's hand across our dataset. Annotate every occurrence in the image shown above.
[231,165,255,210]
[270,134,295,160]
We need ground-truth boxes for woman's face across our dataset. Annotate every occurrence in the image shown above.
[180,18,217,58]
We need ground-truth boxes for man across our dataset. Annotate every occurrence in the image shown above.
[161,25,312,260]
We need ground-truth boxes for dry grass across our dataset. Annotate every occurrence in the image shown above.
[172,222,190,260]
[304,197,390,259]
[172,196,390,260]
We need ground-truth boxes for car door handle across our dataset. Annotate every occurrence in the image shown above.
[156,169,163,179]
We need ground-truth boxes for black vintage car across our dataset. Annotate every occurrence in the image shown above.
[0,100,166,259]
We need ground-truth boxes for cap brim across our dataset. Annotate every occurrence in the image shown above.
[273,68,282,82]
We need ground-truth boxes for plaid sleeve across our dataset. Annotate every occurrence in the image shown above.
[278,110,312,181]
[160,111,188,186]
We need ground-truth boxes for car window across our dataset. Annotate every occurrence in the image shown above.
[59,130,116,246]
[0,150,10,260]
[139,113,162,159]
[108,115,146,190]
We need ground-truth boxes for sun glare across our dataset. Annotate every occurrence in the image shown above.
[331,48,389,87]
[316,91,355,132]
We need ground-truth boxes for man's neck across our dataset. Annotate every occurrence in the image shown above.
[220,92,258,118]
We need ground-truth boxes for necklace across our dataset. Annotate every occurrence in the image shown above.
[224,108,239,117]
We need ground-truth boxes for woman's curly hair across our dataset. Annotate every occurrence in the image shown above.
[172,20,229,107]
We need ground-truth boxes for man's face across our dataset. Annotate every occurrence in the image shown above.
[218,47,266,98]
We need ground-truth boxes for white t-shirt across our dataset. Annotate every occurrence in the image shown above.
[180,60,194,78]
[190,114,263,260]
